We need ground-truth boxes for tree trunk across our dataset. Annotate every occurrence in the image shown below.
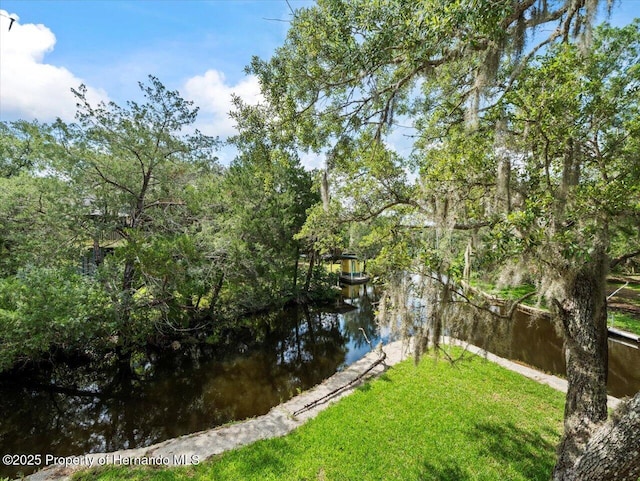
[121,258,136,324]
[115,258,137,370]
[292,244,300,294]
[551,250,640,480]
[93,237,104,267]
[321,167,330,213]
[566,391,640,481]
[304,250,315,294]
[495,155,511,213]
[207,271,225,318]
[494,117,511,214]
[463,239,472,286]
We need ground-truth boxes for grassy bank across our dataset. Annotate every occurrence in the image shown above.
[473,281,640,336]
[608,312,640,336]
[74,349,565,481]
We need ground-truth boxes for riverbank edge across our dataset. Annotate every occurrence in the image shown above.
[23,337,621,481]
[464,282,640,342]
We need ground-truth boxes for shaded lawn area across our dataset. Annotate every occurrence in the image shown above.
[74,349,565,481]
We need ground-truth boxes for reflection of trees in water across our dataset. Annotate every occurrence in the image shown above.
[0,299,381,478]
[341,287,379,350]
[608,341,640,398]
[377,274,640,401]
[378,274,533,363]
[446,301,514,357]
[273,306,347,380]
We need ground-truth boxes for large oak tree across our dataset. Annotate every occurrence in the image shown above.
[250,1,640,479]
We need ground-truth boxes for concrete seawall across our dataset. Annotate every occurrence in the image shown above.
[24,337,620,481]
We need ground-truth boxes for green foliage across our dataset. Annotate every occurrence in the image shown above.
[486,21,640,280]
[0,157,81,277]
[248,0,640,289]
[249,1,611,290]
[0,266,113,371]
[224,100,321,308]
[0,77,322,371]
[367,240,412,278]
[246,10,640,476]
[44,76,222,351]
[0,120,48,177]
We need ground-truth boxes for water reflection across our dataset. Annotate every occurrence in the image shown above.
[340,283,380,364]
[0,289,381,478]
[3,283,637,479]
[453,308,640,399]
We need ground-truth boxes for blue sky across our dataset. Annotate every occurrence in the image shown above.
[1,1,306,100]
[0,0,639,166]
[0,0,314,163]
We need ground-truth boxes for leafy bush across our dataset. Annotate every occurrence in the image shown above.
[0,265,114,371]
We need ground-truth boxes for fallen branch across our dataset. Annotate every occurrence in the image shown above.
[292,350,387,417]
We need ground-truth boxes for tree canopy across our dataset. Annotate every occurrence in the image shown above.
[250,1,640,479]
[0,76,322,373]
[0,2,639,478]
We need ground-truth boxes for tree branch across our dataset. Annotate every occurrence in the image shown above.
[91,163,137,197]
[344,199,418,222]
[610,250,640,270]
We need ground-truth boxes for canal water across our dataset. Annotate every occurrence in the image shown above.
[455,307,640,399]
[1,283,639,478]
[0,285,381,478]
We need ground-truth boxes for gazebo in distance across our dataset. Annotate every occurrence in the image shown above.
[339,253,369,284]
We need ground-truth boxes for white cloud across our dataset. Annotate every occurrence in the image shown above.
[299,151,324,171]
[183,69,263,138]
[183,70,326,170]
[0,10,108,122]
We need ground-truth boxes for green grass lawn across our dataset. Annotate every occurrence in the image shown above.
[609,312,640,336]
[473,280,640,336]
[609,280,640,296]
[73,350,565,481]
[471,281,540,306]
